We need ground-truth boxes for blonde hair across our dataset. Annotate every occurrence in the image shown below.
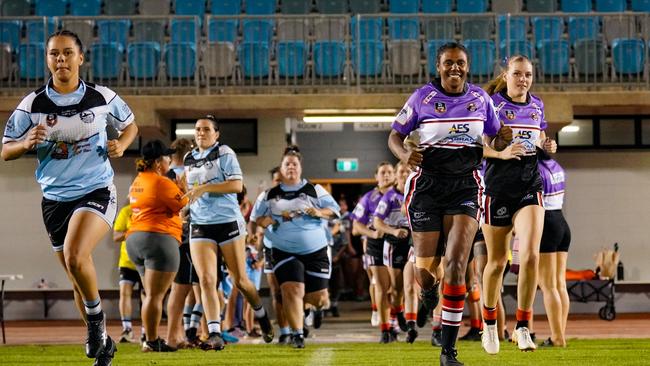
[135,158,155,172]
[484,55,532,96]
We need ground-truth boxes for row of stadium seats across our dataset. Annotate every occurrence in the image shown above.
[3,0,650,17]
[1,14,646,52]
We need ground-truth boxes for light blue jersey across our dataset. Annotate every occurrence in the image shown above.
[254,179,340,255]
[183,142,244,225]
[250,191,273,249]
[2,80,134,201]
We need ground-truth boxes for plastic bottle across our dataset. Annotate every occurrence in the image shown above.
[614,243,624,281]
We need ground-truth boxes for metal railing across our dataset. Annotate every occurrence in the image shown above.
[0,12,647,95]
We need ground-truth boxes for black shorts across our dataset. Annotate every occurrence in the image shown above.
[540,210,571,253]
[175,243,199,285]
[263,245,274,274]
[365,237,385,267]
[482,191,543,227]
[190,220,246,246]
[119,267,141,287]
[272,246,330,293]
[384,236,411,270]
[42,185,117,252]
[405,171,481,232]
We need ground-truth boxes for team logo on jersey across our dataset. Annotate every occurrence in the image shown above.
[5,120,15,133]
[505,110,516,120]
[46,113,58,127]
[434,102,446,113]
[395,105,412,125]
[466,102,477,112]
[51,141,69,160]
[79,110,95,124]
[423,91,437,104]
[449,123,470,134]
[530,112,539,121]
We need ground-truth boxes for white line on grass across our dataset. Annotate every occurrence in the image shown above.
[307,347,334,366]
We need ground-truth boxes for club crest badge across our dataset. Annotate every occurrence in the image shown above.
[434,102,446,113]
[80,110,95,124]
[466,102,477,112]
[530,112,539,121]
[46,113,58,127]
[505,110,516,120]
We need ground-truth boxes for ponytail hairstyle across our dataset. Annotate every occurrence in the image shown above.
[135,158,156,172]
[484,55,532,96]
[170,138,193,161]
[282,145,302,161]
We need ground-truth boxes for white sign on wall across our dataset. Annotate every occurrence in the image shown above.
[293,121,344,131]
[353,122,392,131]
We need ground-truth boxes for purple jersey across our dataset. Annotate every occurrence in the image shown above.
[484,91,547,199]
[392,80,500,176]
[374,187,408,228]
[538,158,566,210]
[351,188,384,228]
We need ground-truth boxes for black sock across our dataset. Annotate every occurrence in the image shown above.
[516,320,529,329]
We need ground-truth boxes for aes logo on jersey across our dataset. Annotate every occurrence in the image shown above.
[80,110,95,124]
[504,110,516,120]
[434,102,446,113]
[46,113,58,127]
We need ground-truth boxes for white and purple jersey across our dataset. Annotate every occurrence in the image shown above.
[374,187,408,229]
[484,91,547,199]
[351,187,384,229]
[391,80,500,176]
[538,158,565,210]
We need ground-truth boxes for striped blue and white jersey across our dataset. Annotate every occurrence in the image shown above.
[2,80,134,201]
[250,191,273,249]
[184,142,245,225]
[253,179,340,255]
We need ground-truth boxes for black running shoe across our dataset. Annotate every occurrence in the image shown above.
[530,332,537,343]
[330,306,340,318]
[396,311,408,332]
[390,328,399,342]
[313,309,323,329]
[278,334,291,345]
[379,330,392,344]
[405,322,418,344]
[85,318,106,358]
[93,336,116,366]
[303,327,310,339]
[417,282,440,328]
[185,327,200,346]
[291,334,305,349]
[459,327,481,341]
[431,329,442,347]
[540,337,555,347]
[142,338,177,352]
[256,312,274,343]
[440,347,463,366]
[200,332,225,351]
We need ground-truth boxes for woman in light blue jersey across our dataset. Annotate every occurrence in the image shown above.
[254,146,340,349]
[183,116,272,350]
[1,30,138,366]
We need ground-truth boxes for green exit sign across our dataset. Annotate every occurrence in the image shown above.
[336,158,359,172]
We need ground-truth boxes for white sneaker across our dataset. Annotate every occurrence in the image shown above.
[481,323,500,355]
[305,311,314,327]
[513,327,537,351]
[371,311,379,327]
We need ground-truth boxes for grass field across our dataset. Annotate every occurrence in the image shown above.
[1,339,649,365]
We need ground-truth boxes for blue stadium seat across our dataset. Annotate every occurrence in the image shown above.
[568,17,600,45]
[175,0,206,17]
[532,17,563,46]
[457,0,487,13]
[500,39,533,59]
[19,43,46,79]
[389,0,420,13]
[596,0,626,12]
[242,19,274,43]
[170,19,199,44]
[427,38,454,75]
[245,0,276,14]
[498,16,528,41]
[537,39,569,75]
[612,38,645,74]
[70,0,101,15]
[561,0,592,12]
[165,42,197,78]
[26,19,57,43]
[97,20,131,50]
[388,18,420,40]
[527,0,556,12]
[238,41,270,77]
[422,0,451,13]
[351,17,383,41]
[35,0,67,16]
[352,39,384,76]
[0,20,22,50]
[277,40,306,77]
[212,0,241,14]
[631,0,650,11]
[208,20,238,43]
[127,42,160,79]
[104,0,137,15]
[350,0,381,13]
[316,0,348,14]
[281,0,311,13]
[465,39,495,76]
[89,42,124,80]
[313,40,346,76]
[2,0,31,16]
